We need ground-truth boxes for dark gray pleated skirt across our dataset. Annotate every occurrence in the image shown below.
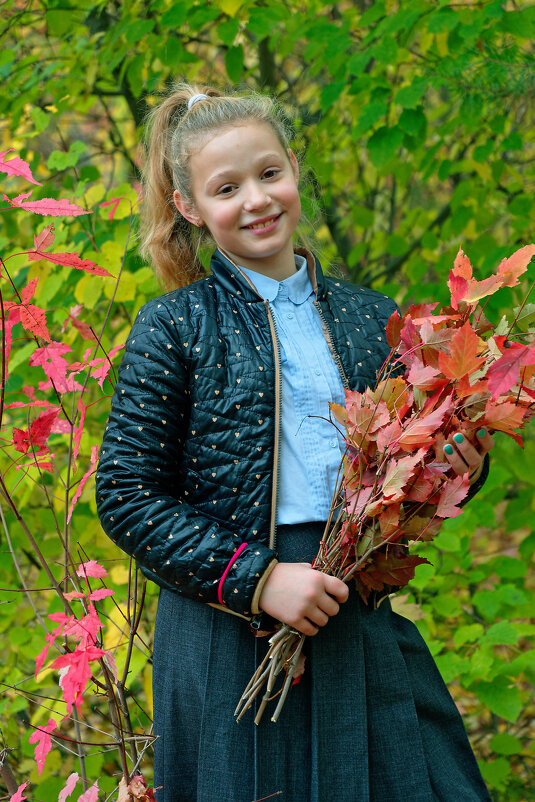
[152,522,492,802]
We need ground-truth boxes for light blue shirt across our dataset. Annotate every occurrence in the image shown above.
[240,256,347,525]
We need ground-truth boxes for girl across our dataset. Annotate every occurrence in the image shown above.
[96,84,493,802]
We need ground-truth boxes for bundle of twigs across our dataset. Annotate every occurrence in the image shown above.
[235,246,535,725]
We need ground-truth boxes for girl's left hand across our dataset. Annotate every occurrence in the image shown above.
[443,427,494,483]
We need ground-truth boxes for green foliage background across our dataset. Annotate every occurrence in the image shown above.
[1,0,534,799]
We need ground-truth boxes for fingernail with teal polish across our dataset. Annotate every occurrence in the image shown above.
[477,428,486,438]
[444,444,454,455]
[453,433,464,444]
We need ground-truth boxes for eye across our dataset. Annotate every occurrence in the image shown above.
[216,184,236,196]
[262,168,279,180]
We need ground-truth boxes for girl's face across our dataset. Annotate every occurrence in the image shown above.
[174,122,301,280]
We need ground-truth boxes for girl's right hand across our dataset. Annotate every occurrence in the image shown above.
[258,562,349,636]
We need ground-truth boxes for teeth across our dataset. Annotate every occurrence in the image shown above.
[248,217,276,229]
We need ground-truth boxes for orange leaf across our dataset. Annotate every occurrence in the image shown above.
[438,322,484,379]
[496,244,535,287]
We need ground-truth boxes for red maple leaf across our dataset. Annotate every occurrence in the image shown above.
[496,244,535,287]
[482,400,526,444]
[33,223,55,251]
[397,395,452,450]
[27,249,112,277]
[28,408,60,449]
[20,277,39,305]
[386,309,403,348]
[487,343,535,399]
[436,473,469,518]
[0,149,42,185]
[381,448,427,502]
[3,192,91,217]
[357,548,431,601]
[447,273,469,310]
[28,718,58,775]
[438,322,484,379]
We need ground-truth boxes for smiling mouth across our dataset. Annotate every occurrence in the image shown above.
[243,214,281,230]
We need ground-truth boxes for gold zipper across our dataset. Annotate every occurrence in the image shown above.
[264,301,282,552]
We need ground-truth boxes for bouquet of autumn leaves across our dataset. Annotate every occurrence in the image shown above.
[235,244,535,725]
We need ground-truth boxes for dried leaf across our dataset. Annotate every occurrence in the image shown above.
[438,322,485,379]
[436,474,469,518]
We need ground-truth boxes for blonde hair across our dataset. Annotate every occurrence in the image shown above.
[139,83,295,290]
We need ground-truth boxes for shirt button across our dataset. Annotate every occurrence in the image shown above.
[286,312,294,319]
[314,368,321,376]
[330,439,337,448]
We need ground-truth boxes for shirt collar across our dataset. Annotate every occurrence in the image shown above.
[239,255,313,304]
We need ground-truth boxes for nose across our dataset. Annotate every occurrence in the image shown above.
[242,179,270,212]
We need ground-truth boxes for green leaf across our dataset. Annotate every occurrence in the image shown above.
[217,19,239,46]
[398,107,426,138]
[490,733,522,756]
[367,126,403,168]
[479,757,511,791]
[225,45,244,82]
[347,52,370,76]
[160,3,188,27]
[481,621,518,646]
[355,101,388,136]
[453,624,484,647]
[427,8,459,33]
[320,81,345,112]
[490,557,526,580]
[475,677,522,722]
[473,589,502,620]
[435,652,469,683]
[395,79,426,109]
[30,107,49,134]
[125,19,155,44]
[431,593,462,618]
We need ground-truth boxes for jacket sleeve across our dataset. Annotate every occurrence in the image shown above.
[95,299,277,617]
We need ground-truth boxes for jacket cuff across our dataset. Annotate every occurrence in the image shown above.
[250,559,278,615]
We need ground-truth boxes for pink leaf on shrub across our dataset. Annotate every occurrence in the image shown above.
[88,588,115,601]
[33,223,55,251]
[29,342,71,390]
[0,149,42,185]
[89,343,125,388]
[3,192,91,217]
[67,445,99,523]
[28,718,58,775]
[77,780,99,802]
[100,197,123,221]
[51,645,106,716]
[19,303,51,342]
[63,590,86,601]
[76,559,108,579]
[35,623,65,677]
[9,782,28,802]
[21,277,39,305]
[28,249,112,277]
[59,772,80,802]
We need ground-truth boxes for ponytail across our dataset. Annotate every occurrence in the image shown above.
[139,82,294,290]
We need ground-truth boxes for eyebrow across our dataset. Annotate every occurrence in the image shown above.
[204,152,284,191]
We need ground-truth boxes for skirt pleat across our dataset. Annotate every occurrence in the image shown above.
[152,522,491,802]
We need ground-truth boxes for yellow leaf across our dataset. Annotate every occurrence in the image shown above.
[218,0,243,15]
[110,563,131,585]
[390,592,427,622]
[143,663,153,710]
[84,183,106,208]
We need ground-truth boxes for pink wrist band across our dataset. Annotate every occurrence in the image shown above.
[217,542,249,605]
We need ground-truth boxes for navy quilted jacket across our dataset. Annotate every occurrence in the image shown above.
[95,249,397,620]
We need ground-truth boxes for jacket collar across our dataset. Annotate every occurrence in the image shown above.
[209,247,327,302]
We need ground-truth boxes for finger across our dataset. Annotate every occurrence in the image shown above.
[450,432,481,470]
[323,574,349,602]
[296,618,320,637]
[475,427,494,454]
[309,608,329,627]
[443,441,470,476]
[318,594,340,618]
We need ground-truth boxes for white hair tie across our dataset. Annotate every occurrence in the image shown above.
[187,93,209,110]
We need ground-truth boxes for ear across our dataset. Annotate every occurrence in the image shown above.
[173,190,204,227]
[287,149,299,183]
